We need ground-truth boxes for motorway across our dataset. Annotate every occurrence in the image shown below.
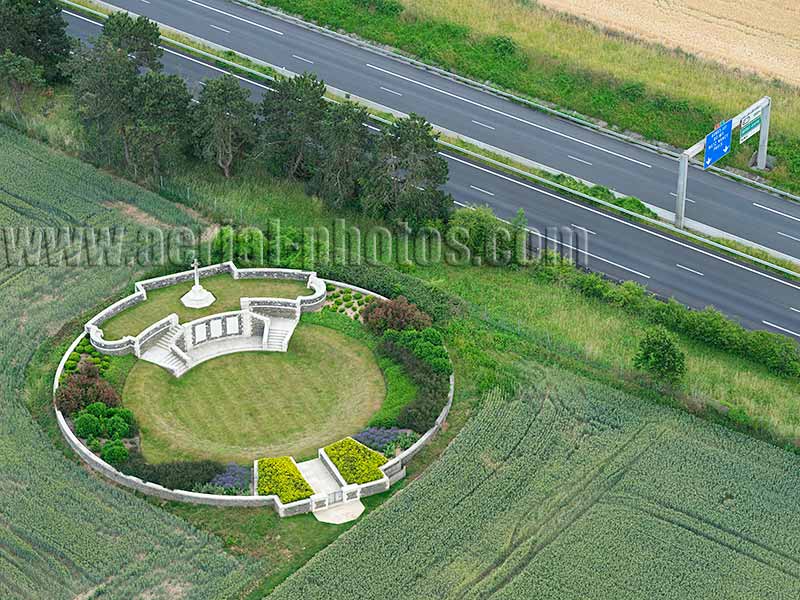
[63,10,800,338]
[74,0,800,261]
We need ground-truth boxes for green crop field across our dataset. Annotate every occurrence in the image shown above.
[272,369,800,598]
[124,323,385,463]
[0,125,259,598]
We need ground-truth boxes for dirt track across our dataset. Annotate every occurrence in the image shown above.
[538,0,800,85]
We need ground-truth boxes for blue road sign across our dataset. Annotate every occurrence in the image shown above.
[703,119,732,170]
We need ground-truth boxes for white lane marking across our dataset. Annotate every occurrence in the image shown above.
[63,10,101,26]
[451,204,649,279]
[184,0,283,35]
[161,47,273,91]
[363,122,381,132]
[379,86,403,97]
[366,63,652,168]
[292,54,314,65]
[676,263,704,277]
[777,231,800,243]
[441,152,800,293]
[198,81,206,86]
[471,119,495,130]
[570,224,596,235]
[789,307,800,314]
[568,155,593,166]
[762,321,800,338]
[753,202,800,223]
[669,191,696,204]
[469,185,494,197]
[140,0,151,4]
[210,24,230,33]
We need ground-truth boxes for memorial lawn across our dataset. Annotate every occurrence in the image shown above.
[123,323,385,463]
[100,274,310,339]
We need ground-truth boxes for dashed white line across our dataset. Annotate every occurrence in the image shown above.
[762,321,800,338]
[292,54,314,65]
[441,152,800,292]
[570,224,596,235]
[209,24,230,33]
[362,122,381,132]
[669,191,695,204]
[568,155,593,166]
[777,231,800,243]
[366,63,652,168]
[184,0,283,35]
[790,307,800,314]
[379,86,403,97]
[161,47,273,91]
[753,202,800,223]
[140,0,151,4]
[676,263,704,277]
[469,185,494,197]
[452,201,649,279]
[471,120,495,130]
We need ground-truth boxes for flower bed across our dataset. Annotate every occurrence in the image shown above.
[256,457,314,503]
[324,437,388,485]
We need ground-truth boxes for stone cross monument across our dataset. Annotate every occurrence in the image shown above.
[180,258,216,308]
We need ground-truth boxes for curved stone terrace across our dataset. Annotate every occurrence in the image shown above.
[84,263,327,376]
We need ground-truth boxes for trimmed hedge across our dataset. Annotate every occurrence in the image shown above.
[324,437,387,485]
[534,261,800,379]
[120,458,226,491]
[380,327,452,433]
[257,457,314,503]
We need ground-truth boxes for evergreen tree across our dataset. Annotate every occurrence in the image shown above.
[0,49,44,113]
[0,0,71,81]
[260,72,327,179]
[194,74,256,178]
[100,12,163,71]
[361,114,451,226]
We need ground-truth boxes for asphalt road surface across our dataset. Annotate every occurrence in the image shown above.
[63,10,800,338]
[88,0,800,260]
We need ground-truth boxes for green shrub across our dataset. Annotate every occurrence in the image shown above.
[368,358,418,428]
[74,412,101,438]
[324,437,387,484]
[69,352,80,362]
[84,402,108,418]
[100,440,129,465]
[87,437,102,453]
[633,326,687,383]
[106,414,130,439]
[256,457,314,503]
[64,360,77,372]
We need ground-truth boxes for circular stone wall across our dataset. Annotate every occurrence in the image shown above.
[123,323,385,463]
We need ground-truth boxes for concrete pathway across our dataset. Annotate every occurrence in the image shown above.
[296,458,365,524]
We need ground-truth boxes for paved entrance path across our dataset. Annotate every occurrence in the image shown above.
[296,458,339,494]
[295,458,365,524]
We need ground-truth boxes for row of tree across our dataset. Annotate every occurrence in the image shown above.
[1,1,452,226]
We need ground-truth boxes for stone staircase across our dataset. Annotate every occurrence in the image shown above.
[142,325,189,376]
[265,317,298,352]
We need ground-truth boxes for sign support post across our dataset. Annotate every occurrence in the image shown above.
[673,96,772,229]
[756,98,771,170]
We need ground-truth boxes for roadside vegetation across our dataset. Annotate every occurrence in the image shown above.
[262,0,800,193]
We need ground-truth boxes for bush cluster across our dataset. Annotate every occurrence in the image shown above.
[55,362,120,415]
[382,431,420,458]
[63,338,112,379]
[328,286,371,318]
[324,437,388,485]
[363,295,432,335]
[534,263,800,379]
[353,426,404,451]
[379,327,452,433]
[120,458,227,491]
[317,263,465,324]
[73,401,135,440]
[633,326,687,383]
[256,457,314,503]
[100,440,129,466]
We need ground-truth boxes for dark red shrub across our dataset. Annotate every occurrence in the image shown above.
[363,295,432,335]
[55,360,120,415]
